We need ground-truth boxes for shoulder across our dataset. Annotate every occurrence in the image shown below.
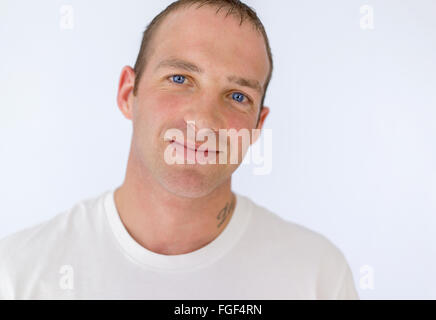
[0,190,107,253]
[0,190,110,298]
[241,194,358,299]
[243,195,344,257]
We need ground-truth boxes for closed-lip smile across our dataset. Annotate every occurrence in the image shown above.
[170,139,220,153]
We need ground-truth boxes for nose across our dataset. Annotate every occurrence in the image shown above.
[182,94,228,152]
[182,95,225,134]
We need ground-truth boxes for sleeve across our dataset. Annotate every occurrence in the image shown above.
[0,275,14,300]
[315,237,360,300]
[335,260,360,300]
[0,243,14,300]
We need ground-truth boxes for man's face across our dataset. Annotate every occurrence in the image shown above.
[122,5,270,198]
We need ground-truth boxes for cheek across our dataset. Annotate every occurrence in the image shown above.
[153,92,186,117]
[226,114,256,136]
[224,117,257,163]
[136,92,180,124]
[133,91,191,150]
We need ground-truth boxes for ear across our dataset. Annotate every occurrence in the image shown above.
[116,65,136,120]
[251,106,270,145]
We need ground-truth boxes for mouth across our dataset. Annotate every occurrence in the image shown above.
[169,139,220,154]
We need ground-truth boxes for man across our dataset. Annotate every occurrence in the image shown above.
[0,0,359,299]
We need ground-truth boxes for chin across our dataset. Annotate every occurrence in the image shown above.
[157,166,223,199]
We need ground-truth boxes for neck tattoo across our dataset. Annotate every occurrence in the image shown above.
[216,194,236,228]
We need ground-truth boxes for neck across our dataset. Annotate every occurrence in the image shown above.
[113,152,236,256]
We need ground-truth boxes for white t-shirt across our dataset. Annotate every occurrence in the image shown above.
[0,189,359,299]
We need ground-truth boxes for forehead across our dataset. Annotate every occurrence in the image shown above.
[146,5,270,89]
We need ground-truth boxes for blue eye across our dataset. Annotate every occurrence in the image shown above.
[232,92,246,103]
[171,75,186,84]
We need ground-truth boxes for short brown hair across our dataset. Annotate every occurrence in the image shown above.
[133,0,274,125]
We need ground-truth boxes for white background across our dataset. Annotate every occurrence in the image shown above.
[1,0,435,299]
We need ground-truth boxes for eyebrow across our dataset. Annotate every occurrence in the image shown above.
[227,76,262,95]
[155,58,263,95]
[155,58,203,74]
